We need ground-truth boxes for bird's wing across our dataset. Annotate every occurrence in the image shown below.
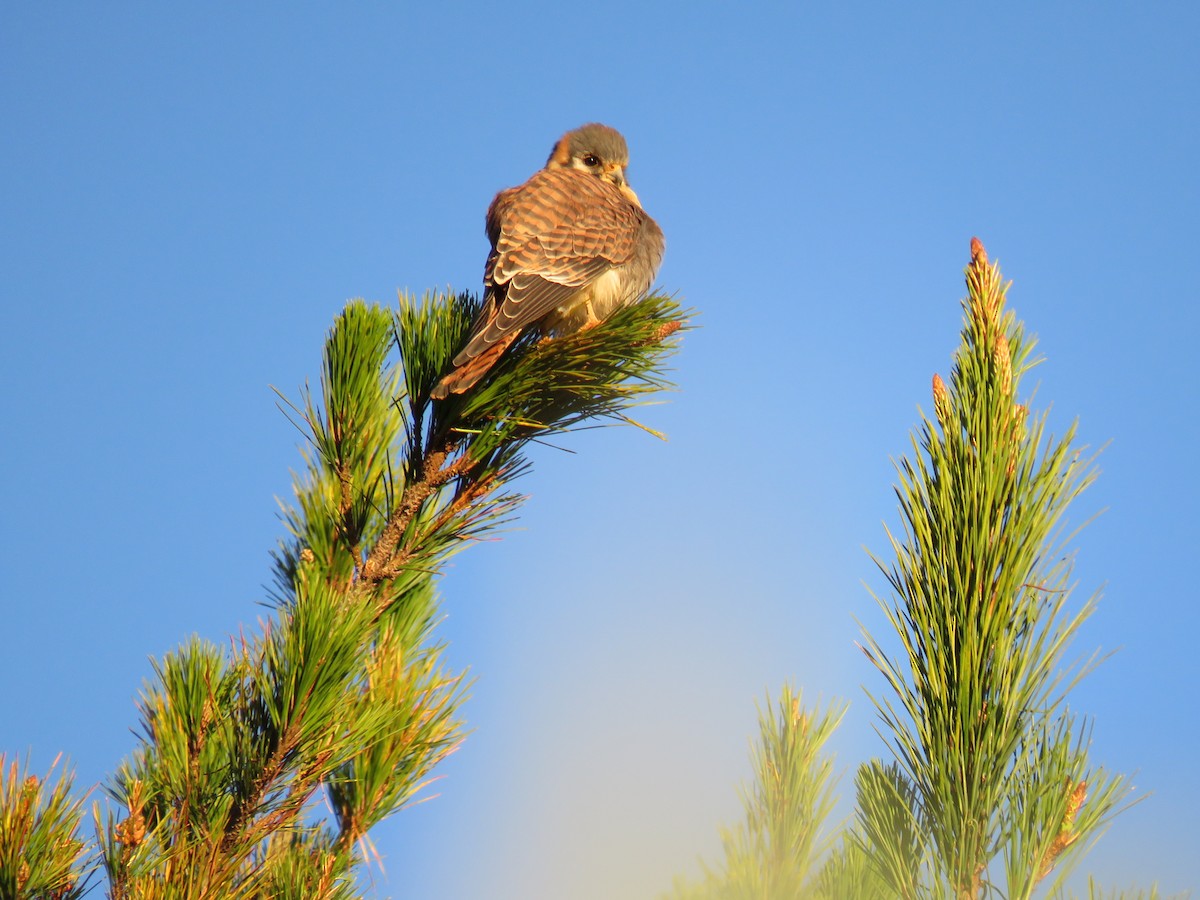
[453,167,645,364]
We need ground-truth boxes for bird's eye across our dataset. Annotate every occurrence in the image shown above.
[582,154,600,167]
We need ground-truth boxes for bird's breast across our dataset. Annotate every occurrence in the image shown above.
[543,268,630,333]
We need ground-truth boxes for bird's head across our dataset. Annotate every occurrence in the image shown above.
[546,123,642,205]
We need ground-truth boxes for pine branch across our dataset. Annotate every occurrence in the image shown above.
[859,238,1135,897]
[90,288,688,896]
[356,438,477,585]
[0,754,90,899]
[663,687,847,899]
[354,291,688,587]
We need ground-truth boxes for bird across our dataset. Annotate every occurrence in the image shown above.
[431,123,665,399]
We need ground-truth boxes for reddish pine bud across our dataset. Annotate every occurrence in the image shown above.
[933,373,953,429]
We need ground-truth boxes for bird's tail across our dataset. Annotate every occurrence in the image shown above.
[430,335,516,400]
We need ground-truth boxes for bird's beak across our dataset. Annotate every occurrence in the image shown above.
[605,162,642,206]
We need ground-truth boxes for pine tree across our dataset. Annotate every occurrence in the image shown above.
[664,688,847,900]
[0,289,686,898]
[856,239,1131,898]
[666,240,1164,899]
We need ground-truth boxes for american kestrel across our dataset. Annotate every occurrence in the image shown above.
[431,123,665,399]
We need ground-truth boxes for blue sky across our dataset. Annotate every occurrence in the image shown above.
[2,4,1196,897]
